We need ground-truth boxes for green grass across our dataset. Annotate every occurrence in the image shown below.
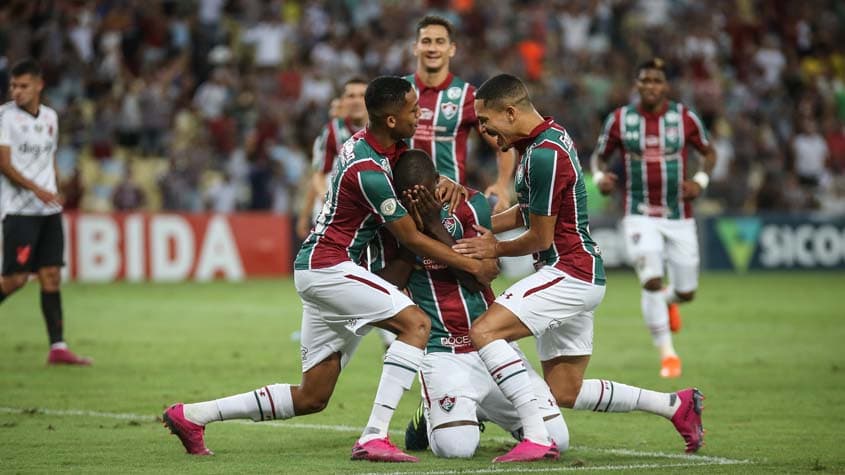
[1,271,843,473]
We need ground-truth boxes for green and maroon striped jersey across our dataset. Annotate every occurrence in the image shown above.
[311,117,361,175]
[370,191,495,354]
[404,73,477,185]
[295,129,408,270]
[594,101,710,219]
[514,118,605,285]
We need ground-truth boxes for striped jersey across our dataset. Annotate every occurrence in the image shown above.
[371,190,495,354]
[404,73,476,185]
[0,102,62,216]
[312,117,362,175]
[294,129,408,270]
[514,117,605,285]
[594,101,710,219]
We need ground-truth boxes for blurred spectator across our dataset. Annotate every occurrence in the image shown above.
[791,119,830,187]
[205,172,241,213]
[112,168,147,211]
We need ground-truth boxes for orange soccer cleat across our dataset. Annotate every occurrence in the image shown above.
[668,303,682,333]
[660,355,682,379]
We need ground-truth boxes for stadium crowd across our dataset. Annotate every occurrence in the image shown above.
[1,0,844,216]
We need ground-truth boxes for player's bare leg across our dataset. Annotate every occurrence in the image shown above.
[643,277,681,378]
[0,272,29,301]
[469,304,558,462]
[350,306,429,462]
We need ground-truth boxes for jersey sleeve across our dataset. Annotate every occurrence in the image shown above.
[594,109,621,158]
[0,108,12,147]
[358,169,408,223]
[311,126,329,172]
[527,146,573,216]
[459,191,492,238]
[683,108,711,152]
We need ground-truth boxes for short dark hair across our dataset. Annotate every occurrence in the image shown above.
[416,15,454,41]
[10,58,42,78]
[475,74,531,111]
[364,76,413,124]
[637,58,667,77]
[343,77,368,90]
[393,149,438,194]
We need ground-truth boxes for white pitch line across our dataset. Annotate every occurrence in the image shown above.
[358,460,748,475]
[0,406,752,469]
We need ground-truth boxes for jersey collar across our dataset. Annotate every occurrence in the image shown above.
[513,117,555,153]
[362,128,408,165]
[16,103,41,119]
[637,100,669,119]
[414,72,454,92]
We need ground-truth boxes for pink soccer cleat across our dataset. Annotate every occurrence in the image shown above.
[493,439,559,463]
[47,348,92,366]
[671,388,704,453]
[351,437,418,462]
[162,403,213,455]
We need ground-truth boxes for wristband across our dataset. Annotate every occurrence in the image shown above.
[692,171,710,190]
[592,171,606,186]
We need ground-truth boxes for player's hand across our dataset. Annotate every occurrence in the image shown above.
[682,180,702,201]
[597,172,618,195]
[34,187,60,206]
[402,190,425,231]
[453,224,498,259]
[484,182,512,214]
[436,177,467,215]
[295,214,311,240]
[472,257,500,287]
[406,185,442,232]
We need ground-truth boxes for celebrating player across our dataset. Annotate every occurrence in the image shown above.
[590,58,717,378]
[162,76,498,462]
[406,15,515,213]
[452,74,704,462]
[0,58,91,366]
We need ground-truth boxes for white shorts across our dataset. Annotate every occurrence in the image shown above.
[495,266,605,360]
[622,215,700,292]
[294,261,414,372]
[420,344,558,435]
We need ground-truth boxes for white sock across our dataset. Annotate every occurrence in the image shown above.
[573,379,680,419]
[183,384,295,425]
[50,342,67,350]
[662,286,681,304]
[478,340,550,445]
[642,289,676,357]
[360,340,423,443]
[544,413,570,452]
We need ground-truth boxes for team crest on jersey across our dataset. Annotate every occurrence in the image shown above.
[440,102,458,120]
[665,111,680,122]
[380,198,398,216]
[666,127,679,140]
[442,216,457,234]
[626,114,639,125]
[420,108,434,121]
[34,124,43,133]
[438,395,456,412]
[447,86,462,100]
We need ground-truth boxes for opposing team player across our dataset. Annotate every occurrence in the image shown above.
[406,15,515,213]
[590,58,717,378]
[162,76,498,462]
[296,78,368,239]
[453,74,704,462]
[0,58,91,366]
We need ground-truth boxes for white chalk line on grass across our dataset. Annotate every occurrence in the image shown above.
[0,406,752,470]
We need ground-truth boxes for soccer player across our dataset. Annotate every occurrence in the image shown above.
[452,74,704,462]
[0,58,91,366]
[296,78,368,239]
[162,76,498,462]
[406,15,515,213]
[590,58,717,378]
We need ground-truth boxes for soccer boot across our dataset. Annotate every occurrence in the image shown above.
[493,439,559,463]
[352,436,418,462]
[668,303,682,333]
[660,355,682,378]
[162,403,213,455]
[671,388,704,453]
[47,348,92,366]
[404,400,429,451]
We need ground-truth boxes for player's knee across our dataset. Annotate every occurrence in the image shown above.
[396,307,430,347]
[676,290,695,302]
[430,425,479,458]
[551,381,582,409]
[468,322,496,349]
[297,393,330,415]
[2,274,28,294]
[39,268,61,290]
[642,278,663,291]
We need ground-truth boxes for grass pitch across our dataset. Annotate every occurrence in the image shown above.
[0,271,843,473]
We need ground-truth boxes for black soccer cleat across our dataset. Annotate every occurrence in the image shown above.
[404,400,429,451]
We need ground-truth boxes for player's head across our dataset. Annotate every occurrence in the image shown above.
[414,15,456,74]
[365,76,420,140]
[474,74,533,151]
[393,149,438,197]
[341,77,368,123]
[636,58,669,109]
[9,58,44,110]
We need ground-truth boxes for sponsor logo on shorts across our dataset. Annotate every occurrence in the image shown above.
[300,346,309,362]
[438,395,456,412]
[16,245,31,265]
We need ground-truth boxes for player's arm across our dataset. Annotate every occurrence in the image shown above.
[490,204,524,234]
[683,109,718,200]
[0,145,58,205]
[373,245,417,290]
[484,136,516,213]
[297,131,331,239]
[590,110,621,195]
